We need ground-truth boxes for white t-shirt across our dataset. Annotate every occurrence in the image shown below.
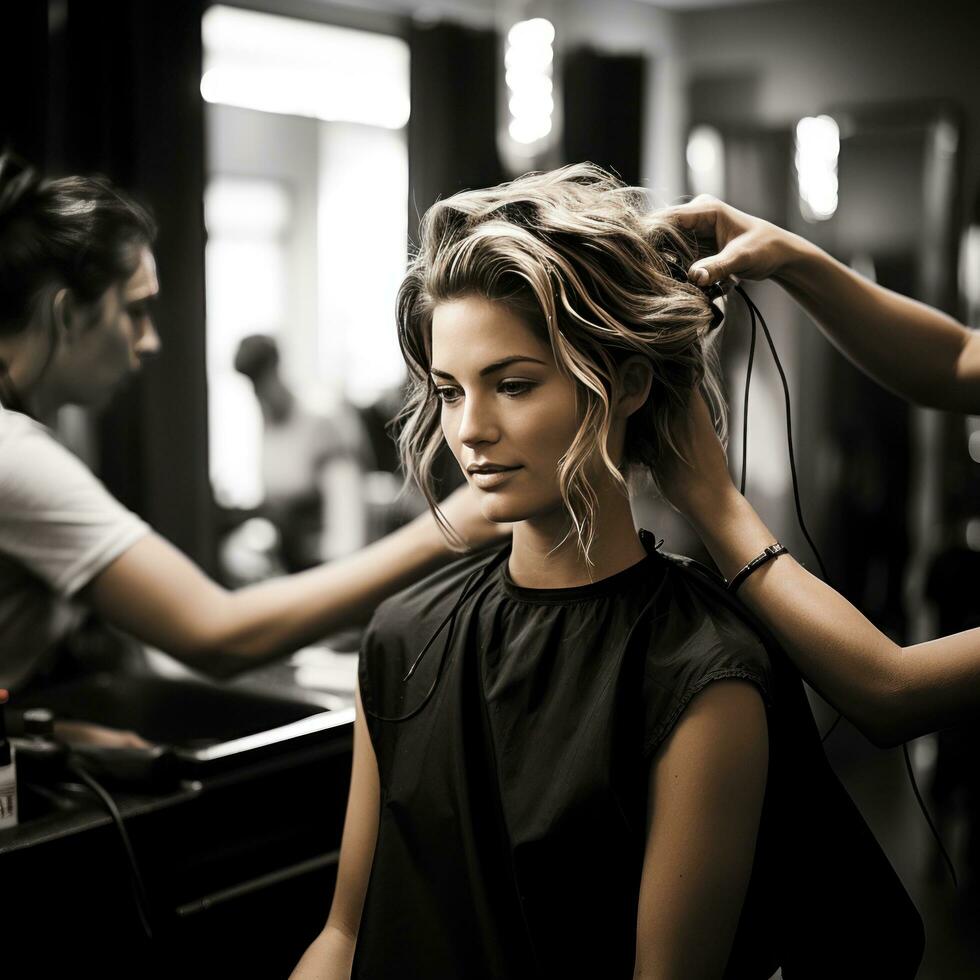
[0,404,148,691]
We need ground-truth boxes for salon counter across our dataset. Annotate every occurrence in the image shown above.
[0,652,356,979]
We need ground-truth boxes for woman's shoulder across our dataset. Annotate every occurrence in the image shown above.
[638,549,773,758]
[359,543,508,723]
[368,542,508,646]
[654,548,771,664]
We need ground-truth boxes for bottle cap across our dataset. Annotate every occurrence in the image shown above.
[23,708,54,738]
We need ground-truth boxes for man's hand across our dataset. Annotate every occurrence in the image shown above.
[660,195,800,288]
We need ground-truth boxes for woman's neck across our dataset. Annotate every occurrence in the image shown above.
[508,483,644,589]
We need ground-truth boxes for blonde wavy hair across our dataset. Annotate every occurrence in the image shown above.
[396,163,726,561]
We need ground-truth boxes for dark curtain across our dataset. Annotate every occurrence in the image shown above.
[2,3,50,165]
[1,0,214,571]
[407,21,505,245]
[561,48,645,185]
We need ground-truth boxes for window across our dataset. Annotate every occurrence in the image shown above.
[202,5,409,509]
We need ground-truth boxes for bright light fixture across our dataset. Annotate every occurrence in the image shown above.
[686,125,725,199]
[201,5,410,129]
[505,18,555,146]
[796,114,839,222]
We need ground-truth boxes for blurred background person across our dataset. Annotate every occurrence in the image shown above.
[233,332,371,572]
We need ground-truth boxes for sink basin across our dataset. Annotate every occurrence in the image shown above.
[16,665,354,780]
[17,673,325,746]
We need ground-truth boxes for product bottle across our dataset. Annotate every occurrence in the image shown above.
[0,689,17,829]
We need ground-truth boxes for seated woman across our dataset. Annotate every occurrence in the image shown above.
[292,165,922,979]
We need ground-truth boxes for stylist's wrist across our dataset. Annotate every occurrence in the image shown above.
[684,490,779,582]
[772,232,825,291]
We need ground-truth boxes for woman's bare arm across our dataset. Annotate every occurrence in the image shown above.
[663,196,980,413]
[83,484,504,677]
[290,682,380,979]
[634,680,768,980]
[663,394,980,747]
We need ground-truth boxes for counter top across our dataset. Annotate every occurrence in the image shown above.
[0,643,357,855]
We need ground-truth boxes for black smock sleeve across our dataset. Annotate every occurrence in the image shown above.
[641,556,772,761]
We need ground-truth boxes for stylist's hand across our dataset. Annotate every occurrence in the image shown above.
[660,195,799,288]
[437,484,512,549]
[660,390,738,522]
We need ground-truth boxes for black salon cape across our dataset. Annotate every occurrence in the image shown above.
[355,537,923,979]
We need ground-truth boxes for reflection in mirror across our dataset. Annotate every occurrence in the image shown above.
[202,5,415,584]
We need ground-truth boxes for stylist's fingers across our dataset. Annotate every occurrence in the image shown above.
[663,196,792,287]
[688,242,745,287]
[661,196,748,284]
[660,194,726,234]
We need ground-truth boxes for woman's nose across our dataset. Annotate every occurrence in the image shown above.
[457,394,498,448]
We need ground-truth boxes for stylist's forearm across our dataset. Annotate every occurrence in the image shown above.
[775,236,980,412]
[685,488,980,743]
[684,488,907,744]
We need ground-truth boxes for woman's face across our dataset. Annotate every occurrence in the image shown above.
[430,295,581,527]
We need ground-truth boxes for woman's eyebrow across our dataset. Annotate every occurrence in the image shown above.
[430,356,547,380]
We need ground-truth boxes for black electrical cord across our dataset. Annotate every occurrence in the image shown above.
[367,546,511,724]
[903,741,958,888]
[733,286,840,743]
[66,760,155,939]
[733,283,957,889]
[738,294,757,497]
[735,286,827,581]
[819,713,842,743]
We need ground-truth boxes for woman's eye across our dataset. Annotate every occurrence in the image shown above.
[436,386,462,403]
[499,379,535,397]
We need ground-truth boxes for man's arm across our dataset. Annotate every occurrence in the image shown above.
[634,680,768,980]
[663,196,980,413]
[84,484,504,677]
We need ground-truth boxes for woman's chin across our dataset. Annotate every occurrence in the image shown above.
[479,492,564,528]
[479,493,531,525]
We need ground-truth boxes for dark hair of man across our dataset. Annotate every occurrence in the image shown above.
[0,153,157,338]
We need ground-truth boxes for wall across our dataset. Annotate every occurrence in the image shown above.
[678,0,980,223]
[562,0,686,201]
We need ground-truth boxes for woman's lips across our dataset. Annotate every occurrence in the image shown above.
[469,466,521,489]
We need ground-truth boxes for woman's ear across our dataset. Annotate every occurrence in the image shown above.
[615,356,654,419]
